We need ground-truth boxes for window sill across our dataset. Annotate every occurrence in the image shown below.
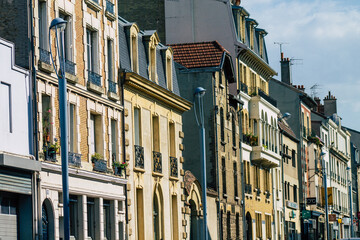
[152,172,163,178]
[133,167,145,173]
[65,72,78,84]
[105,11,116,21]
[220,141,226,146]
[38,60,54,74]
[169,176,179,182]
[87,81,104,95]
[84,0,101,11]
[108,91,120,101]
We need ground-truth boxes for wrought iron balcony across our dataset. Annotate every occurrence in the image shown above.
[258,89,277,107]
[106,0,114,15]
[135,145,144,169]
[170,157,178,177]
[68,152,81,167]
[65,59,76,76]
[93,159,107,172]
[265,191,271,199]
[245,184,252,194]
[240,82,248,94]
[108,80,117,93]
[153,151,162,173]
[39,48,51,65]
[256,188,261,197]
[88,70,102,86]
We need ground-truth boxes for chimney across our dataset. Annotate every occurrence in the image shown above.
[314,97,324,114]
[281,55,291,85]
[323,91,337,117]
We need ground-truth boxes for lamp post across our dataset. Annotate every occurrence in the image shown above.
[347,166,354,238]
[278,112,291,240]
[194,87,208,240]
[49,17,70,240]
[321,151,329,240]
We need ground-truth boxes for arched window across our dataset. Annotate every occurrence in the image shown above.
[232,114,236,147]
[220,108,225,142]
[42,199,55,240]
[153,185,164,240]
[222,157,227,195]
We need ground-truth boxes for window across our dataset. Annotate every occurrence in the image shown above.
[256,213,262,238]
[86,28,98,73]
[119,222,124,240]
[1,198,16,215]
[236,213,240,239]
[69,195,78,238]
[166,54,172,91]
[103,200,111,239]
[131,32,138,73]
[226,211,231,239]
[169,121,175,157]
[87,198,95,239]
[294,185,297,203]
[254,166,260,190]
[38,1,48,50]
[107,39,114,81]
[284,181,287,200]
[69,103,77,152]
[232,115,236,147]
[220,108,225,142]
[42,94,51,144]
[264,170,270,192]
[136,189,144,240]
[152,115,160,152]
[0,82,12,133]
[111,119,118,162]
[90,113,103,156]
[171,196,179,239]
[134,108,141,146]
[222,157,227,196]
[59,12,72,62]
[149,46,156,82]
[234,162,238,198]
[265,214,271,239]
[292,150,296,168]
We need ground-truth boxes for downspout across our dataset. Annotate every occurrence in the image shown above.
[120,70,128,240]
[280,128,286,240]
[213,72,222,240]
[29,0,40,239]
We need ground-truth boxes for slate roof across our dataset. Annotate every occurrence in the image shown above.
[118,17,181,96]
[170,41,229,69]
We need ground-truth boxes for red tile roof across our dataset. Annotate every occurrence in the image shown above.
[278,120,298,140]
[170,41,229,69]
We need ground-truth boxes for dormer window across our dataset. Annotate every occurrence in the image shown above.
[130,24,139,73]
[166,48,173,91]
[259,34,264,57]
[148,33,159,82]
[249,24,254,50]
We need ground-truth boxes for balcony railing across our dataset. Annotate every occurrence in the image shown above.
[135,145,144,169]
[258,89,277,107]
[256,188,261,197]
[245,184,252,194]
[65,59,76,76]
[265,191,271,199]
[93,159,107,172]
[170,157,178,177]
[39,48,51,64]
[68,152,81,167]
[106,0,114,15]
[242,134,258,146]
[240,82,248,94]
[153,151,162,173]
[88,70,101,86]
[108,80,117,93]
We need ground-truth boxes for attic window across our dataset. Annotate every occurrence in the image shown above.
[166,49,173,91]
[149,46,156,82]
[259,34,264,57]
[130,25,139,73]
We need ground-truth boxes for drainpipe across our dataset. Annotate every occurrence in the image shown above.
[120,70,128,240]
[238,105,246,240]
[29,0,40,239]
[213,72,222,240]
[280,128,286,240]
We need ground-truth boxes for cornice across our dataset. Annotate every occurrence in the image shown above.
[124,72,192,112]
[238,49,277,81]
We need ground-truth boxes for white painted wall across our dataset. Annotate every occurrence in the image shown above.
[0,38,30,156]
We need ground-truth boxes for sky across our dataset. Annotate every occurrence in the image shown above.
[241,0,360,130]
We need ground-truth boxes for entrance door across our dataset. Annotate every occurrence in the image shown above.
[246,212,252,240]
[42,204,49,240]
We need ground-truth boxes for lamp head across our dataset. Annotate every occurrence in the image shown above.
[279,112,291,121]
[320,152,326,157]
[50,18,67,32]
[194,87,206,97]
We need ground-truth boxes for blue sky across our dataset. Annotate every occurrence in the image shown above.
[242,0,360,130]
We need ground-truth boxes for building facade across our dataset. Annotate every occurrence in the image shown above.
[119,18,192,239]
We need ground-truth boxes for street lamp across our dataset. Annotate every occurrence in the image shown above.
[346,166,354,238]
[194,87,208,240]
[278,112,290,239]
[49,17,70,240]
[321,151,330,240]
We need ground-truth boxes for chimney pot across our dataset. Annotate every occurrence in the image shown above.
[281,52,284,60]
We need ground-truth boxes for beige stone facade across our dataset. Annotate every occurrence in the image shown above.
[33,0,127,239]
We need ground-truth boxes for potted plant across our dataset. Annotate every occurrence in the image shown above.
[43,139,59,161]
[250,135,258,146]
[113,161,128,176]
[91,153,103,163]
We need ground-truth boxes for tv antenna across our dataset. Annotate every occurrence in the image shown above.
[274,42,289,60]
[310,83,321,98]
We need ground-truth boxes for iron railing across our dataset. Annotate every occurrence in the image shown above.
[93,159,107,172]
[68,152,81,167]
[265,191,271,199]
[135,145,144,169]
[258,89,277,107]
[65,59,76,76]
[88,70,101,86]
[240,82,248,94]
[108,80,117,93]
[39,48,51,64]
[153,151,162,173]
[245,184,252,194]
[256,188,261,197]
[106,0,114,15]
[170,157,178,177]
